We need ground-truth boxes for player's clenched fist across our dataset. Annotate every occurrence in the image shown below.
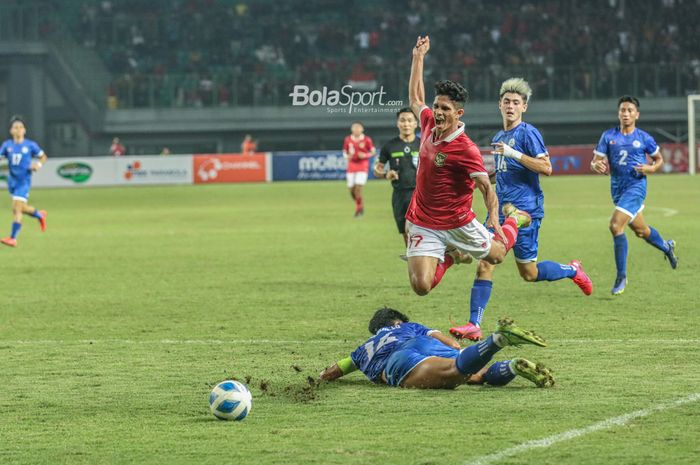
[413,35,430,57]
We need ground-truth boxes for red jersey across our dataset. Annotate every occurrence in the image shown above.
[406,106,488,230]
[343,135,375,173]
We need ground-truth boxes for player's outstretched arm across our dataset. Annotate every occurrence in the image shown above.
[409,36,430,117]
[428,331,461,350]
[319,356,357,381]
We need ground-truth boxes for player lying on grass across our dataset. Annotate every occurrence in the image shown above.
[319,307,554,389]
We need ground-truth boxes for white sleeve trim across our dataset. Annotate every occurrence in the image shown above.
[419,105,430,115]
[649,146,661,157]
[535,152,548,158]
[426,329,440,335]
[593,150,607,158]
[469,171,489,178]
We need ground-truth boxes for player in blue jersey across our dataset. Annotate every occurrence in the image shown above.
[319,307,554,389]
[450,78,592,341]
[590,96,678,295]
[0,116,48,247]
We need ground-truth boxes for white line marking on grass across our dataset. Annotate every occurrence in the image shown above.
[2,338,700,346]
[463,392,700,465]
[646,206,679,217]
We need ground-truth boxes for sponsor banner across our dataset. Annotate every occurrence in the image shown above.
[116,156,193,185]
[272,151,376,181]
[193,153,269,183]
[11,158,118,187]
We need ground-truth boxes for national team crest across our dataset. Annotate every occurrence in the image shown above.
[633,140,641,148]
[508,138,516,147]
[434,152,447,167]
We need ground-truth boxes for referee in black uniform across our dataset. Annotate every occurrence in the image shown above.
[373,108,420,246]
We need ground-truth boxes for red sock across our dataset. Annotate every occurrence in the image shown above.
[431,255,454,289]
[355,196,363,211]
[494,217,519,253]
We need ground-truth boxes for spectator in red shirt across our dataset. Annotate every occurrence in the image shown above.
[110,137,125,156]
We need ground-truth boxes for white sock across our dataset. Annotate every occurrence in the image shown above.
[493,333,507,348]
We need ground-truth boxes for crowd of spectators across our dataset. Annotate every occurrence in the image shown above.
[66,0,700,108]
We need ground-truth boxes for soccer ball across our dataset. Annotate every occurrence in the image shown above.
[209,380,252,421]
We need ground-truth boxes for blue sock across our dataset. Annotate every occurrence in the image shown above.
[483,360,517,386]
[645,226,669,253]
[469,280,492,326]
[455,335,501,375]
[30,209,43,219]
[613,234,628,278]
[535,261,577,281]
[11,222,21,239]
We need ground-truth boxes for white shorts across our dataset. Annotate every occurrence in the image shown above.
[346,171,368,187]
[405,219,494,262]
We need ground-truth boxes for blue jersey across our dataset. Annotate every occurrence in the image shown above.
[350,322,435,383]
[594,127,659,194]
[493,122,548,219]
[0,138,44,182]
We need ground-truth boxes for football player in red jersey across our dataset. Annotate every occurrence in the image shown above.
[343,122,376,217]
[405,35,531,298]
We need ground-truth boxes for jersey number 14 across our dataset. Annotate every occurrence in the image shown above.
[363,332,398,361]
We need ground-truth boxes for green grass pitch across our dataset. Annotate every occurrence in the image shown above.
[0,175,698,465]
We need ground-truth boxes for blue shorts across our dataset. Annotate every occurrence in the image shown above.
[492,215,541,263]
[612,182,646,220]
[512,218,541,263]
[7,177,31,202]
[384,336,459,387]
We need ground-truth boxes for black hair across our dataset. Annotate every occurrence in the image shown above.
[350,121,364,128]
[368,307,410,334]
[396,107,415,118]
[434,80,468,108]
[618,95,640,109]
[9,115,25,130]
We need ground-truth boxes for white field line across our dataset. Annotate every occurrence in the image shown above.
[1,338,700,345]
[463,392,700,465]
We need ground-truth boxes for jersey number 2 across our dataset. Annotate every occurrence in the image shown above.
[618,150,628,165]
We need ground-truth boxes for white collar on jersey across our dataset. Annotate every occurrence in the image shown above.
[431,122,465,144]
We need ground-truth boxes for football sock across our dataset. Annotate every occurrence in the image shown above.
[430,255,454,289]
[645,226,669,253]
[455,335,501,375]
[11,222,21,239]
[469,279,492,326]
[355,196,362,211]
[30,209,43,219]
[535,261,577,281]
[494,217,518,252]
[613,233,628,278]
[483,360,517,386]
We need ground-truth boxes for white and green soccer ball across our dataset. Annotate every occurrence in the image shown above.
[209,380,252,421]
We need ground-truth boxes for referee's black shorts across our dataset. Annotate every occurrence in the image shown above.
[392,188,414,234]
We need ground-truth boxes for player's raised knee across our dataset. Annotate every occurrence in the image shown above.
[409,276,432,296]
